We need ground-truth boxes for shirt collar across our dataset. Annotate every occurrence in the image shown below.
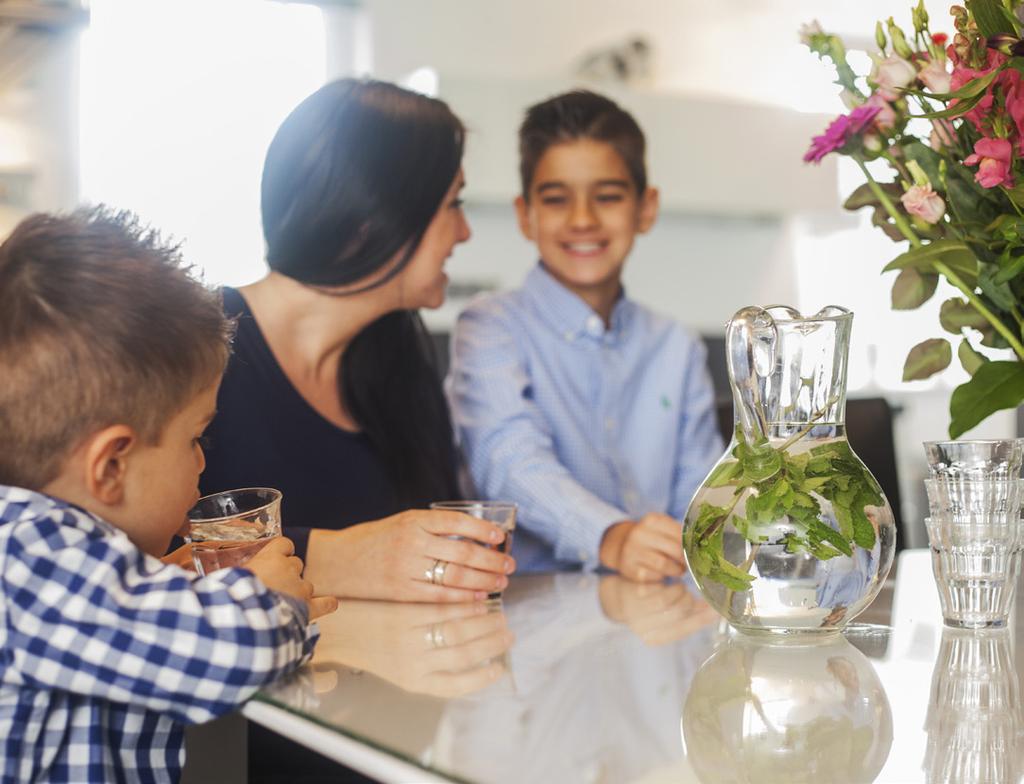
[0,484,114,533]
[523,262,633,343]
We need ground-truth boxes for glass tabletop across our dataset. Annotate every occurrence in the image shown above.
[252,549,1024,783]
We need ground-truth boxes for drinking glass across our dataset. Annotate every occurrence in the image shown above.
[924,439,1024,629]
[430,501,516,600]
[925,515,1022,629]
[186,487,282,575]
[924,628,1023,784]
[924,439,1024,480]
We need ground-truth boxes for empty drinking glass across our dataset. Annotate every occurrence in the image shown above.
[925,628,1023,784]
[924,439,1024,480]
[923,439,1024,630]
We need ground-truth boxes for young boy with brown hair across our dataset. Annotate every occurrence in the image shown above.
[0,207,335,783]
[449,90,722,579]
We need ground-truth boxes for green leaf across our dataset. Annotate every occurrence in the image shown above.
[844,181,902,211]
[958,339,990,376]
[993,252,1024,284]
[978,265,1019,310]
[940,297,991,334]
[872,207,910,243]
[706,460,742,488]
[851,504,878,550]
[909,62,1005,103]
[909,88,988,120]
[969,0,1018,37]
[903,338,953,381]
[808,519,854,557]
[883,240,979,287]
[949,360,1024,437]
[892,268,939,310]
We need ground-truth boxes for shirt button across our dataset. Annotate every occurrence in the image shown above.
[578,550,588,562]
[563,330,575,342]
[585,315,603,335]
[604,418,616,431]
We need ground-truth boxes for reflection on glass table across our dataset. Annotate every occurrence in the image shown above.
[682,629,893,784]
[253,573,720,782]
[244,550,1024,784]
[924,628,1024,784]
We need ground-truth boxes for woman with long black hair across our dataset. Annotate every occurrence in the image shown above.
[199,78,515,602]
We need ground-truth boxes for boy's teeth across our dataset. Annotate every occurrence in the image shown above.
[568,243,601,252]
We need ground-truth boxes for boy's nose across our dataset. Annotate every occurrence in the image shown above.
[569,198,598,229]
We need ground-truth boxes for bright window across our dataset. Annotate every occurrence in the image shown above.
[80,0,326,286]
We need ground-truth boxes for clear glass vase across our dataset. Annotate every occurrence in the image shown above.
[683,305,896,635]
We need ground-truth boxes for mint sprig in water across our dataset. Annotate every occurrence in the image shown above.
[685,425,883,591]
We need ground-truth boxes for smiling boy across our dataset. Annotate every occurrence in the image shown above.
[449,90,723,579]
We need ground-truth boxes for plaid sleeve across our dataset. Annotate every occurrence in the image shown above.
[2,511,317,725]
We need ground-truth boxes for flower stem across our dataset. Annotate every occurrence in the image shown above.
[856,159,1024,361]
[855,158,921,246]
[934,260,1024,359]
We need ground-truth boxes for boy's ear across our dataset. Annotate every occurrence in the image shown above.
[514,195,535,241]
[83,424,137,506]
[637,187,660,234]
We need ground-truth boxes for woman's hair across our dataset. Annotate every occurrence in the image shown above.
[260,78,462,506]
[518,89,647,198]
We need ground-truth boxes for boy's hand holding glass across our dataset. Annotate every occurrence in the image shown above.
[599,512,687,582]
[245,537,338,621]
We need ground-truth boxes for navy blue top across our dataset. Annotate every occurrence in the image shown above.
[199,287,402,560]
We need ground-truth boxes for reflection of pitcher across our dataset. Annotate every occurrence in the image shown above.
[925,628,1024,784]
[681,632,892,784]
[683,306,896,634]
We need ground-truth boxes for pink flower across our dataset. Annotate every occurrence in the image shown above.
[929,119,956,150]
[949,50,1006,131]
[964,137,1014,187]
[870,53,918,100]
[803,105,882,163]
[918,58,952,94]
[866,93,897,130]
[901,185,946,223]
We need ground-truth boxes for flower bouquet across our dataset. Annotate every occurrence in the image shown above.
[803,0,1024,437]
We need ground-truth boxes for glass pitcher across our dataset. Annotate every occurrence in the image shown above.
[683,305,896,635]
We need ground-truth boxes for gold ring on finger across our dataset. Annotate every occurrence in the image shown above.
[430,559,449,586]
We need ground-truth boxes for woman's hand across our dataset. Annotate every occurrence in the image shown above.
[599,513,688,582]
[304,510,517,601]
[245,536,339,620]
[313,600,513,697]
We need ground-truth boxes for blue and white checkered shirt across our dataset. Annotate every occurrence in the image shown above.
[0,485,318,783]
[449,263,723,572]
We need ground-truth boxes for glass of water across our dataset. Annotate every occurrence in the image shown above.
[430,501,516,600]
[186,487,282,575]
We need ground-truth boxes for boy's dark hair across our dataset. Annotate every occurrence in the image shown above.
[518,89,647,198]
[0,206,232,489]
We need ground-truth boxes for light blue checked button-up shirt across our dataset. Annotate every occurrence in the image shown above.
[449,263,724,573]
